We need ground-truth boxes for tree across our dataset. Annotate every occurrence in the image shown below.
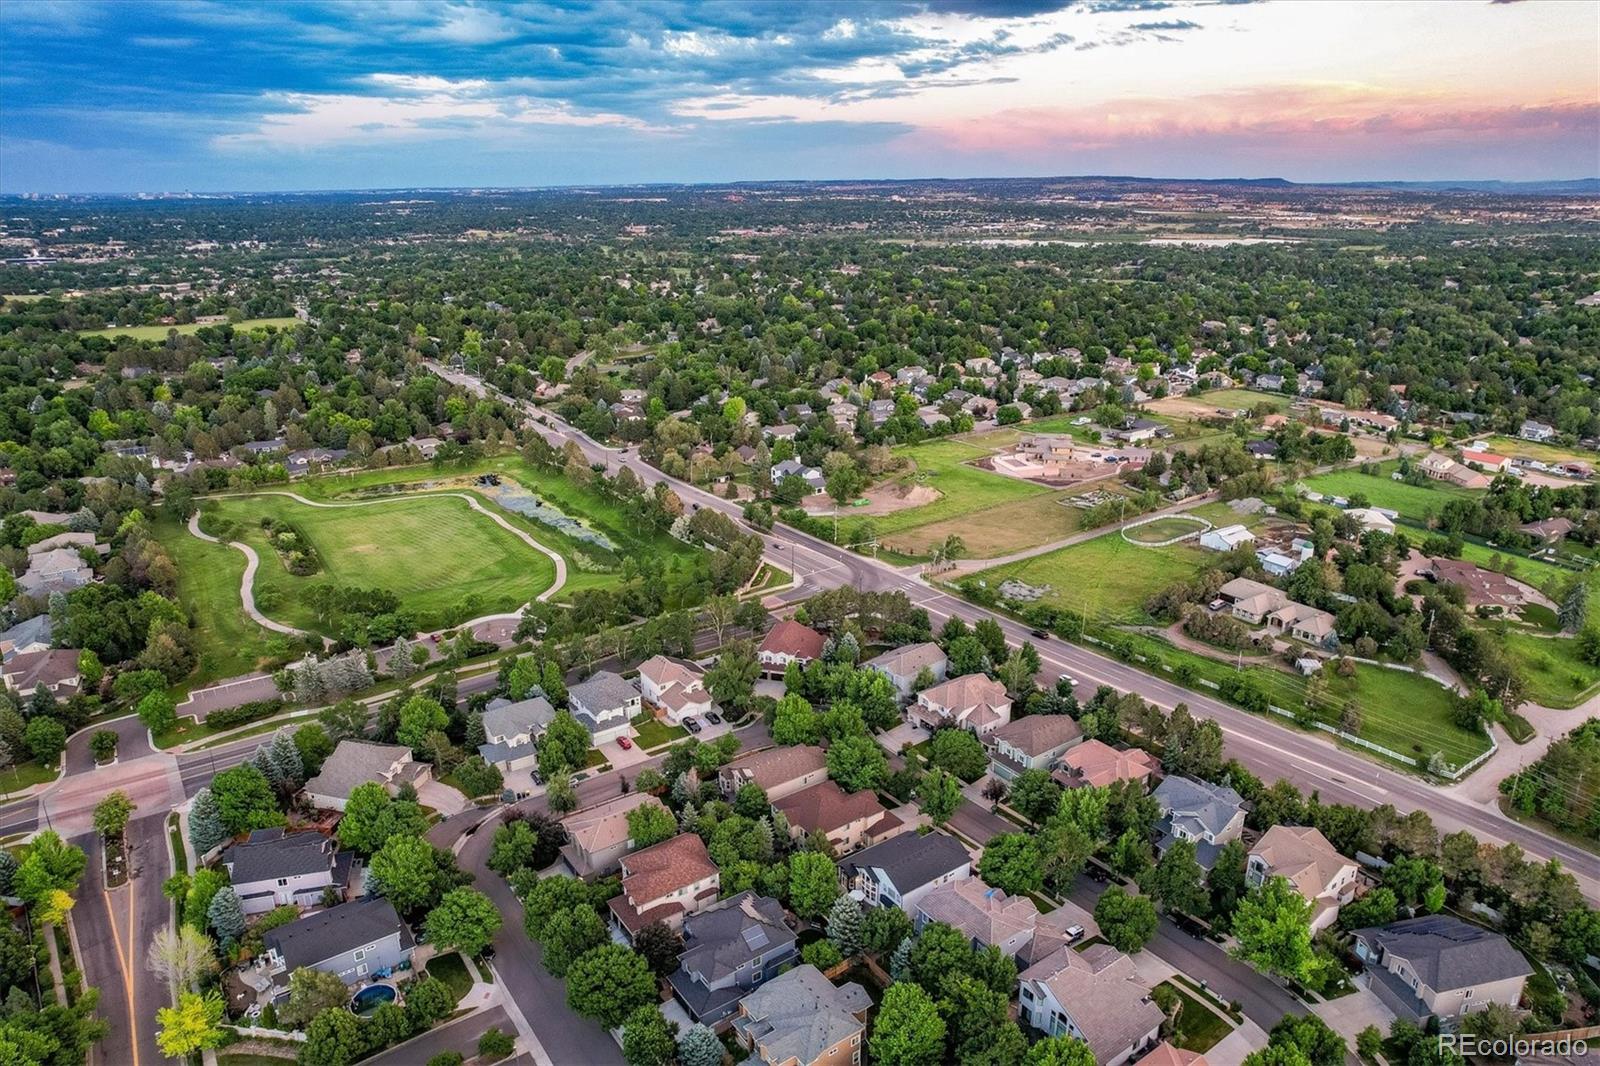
[771,693,820,745]
[1023,1036,1097,1066]
[705,640,760,711]
[206,886,246,944]
[425,888,502,957]
[188,788,226,855]
[478,1027,516,1062]
[281,967,354,1027]
[404,975,456,1030]
[89,730,117,763]
[370,836,452,915]
[13,830,86,907]
[979,833,1044,895]
[539,711,590,775]
[565,945,658,1029]
[788,851,839,919]
[827,894,864,957]
[93,791,135,839]
[928,728,987,781]
[337,782,427,854]
[1141,839,1208,916]
[634,921,685,977]
[733,781,770,819]
[146,924,215,1002]
[397,695,450,749]
[155,991,225,1058]
[541,904,608,978]
[545,771,577,814]
[870,982,946,1066]
[940,973,1024,1066]
[522,875,597,940]
[677,1024,724,1066]
[825,733,887,792]
[1093,887,1158,954]
[294,722,334,777]
[1261,1015,1347,1066]
[210,764,283,835]
[453,755,503,798]
[1231,876,1320,986]
[24,716,66,763]
[626,803,677,849]
[916,769,962,826]
[136,691,178,736]
[299,1007,365,1066]
[621,1005,677,1066]
[319,698,369,742]
[864,905,913,956]
[1008,768,1061,824]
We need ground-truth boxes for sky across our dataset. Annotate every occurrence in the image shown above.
[1,0,1596,193]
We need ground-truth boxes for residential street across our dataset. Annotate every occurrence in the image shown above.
[364,1005,514,1066]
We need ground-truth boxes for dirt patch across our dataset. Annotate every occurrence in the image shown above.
[834,481,943,517]
[348,544,380,553]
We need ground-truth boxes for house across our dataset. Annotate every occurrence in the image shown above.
[607,833,721,937]
[28,531,98,555]
[1345,507,1396,534]
[1245,440,1278,459]
[765,424,800,442]
[637,655,713,723]
[1018,942,1165,1066]
[1519,419,1557,442]
[1256,374,1286,392]
[0,615,53,661]
[1419,453,1460,481]
[1460,449,1511,474]
[1106,417,1164,444]
[1266,602,1339,649]
[718,745,829,801]
[567,670,639,746]
[301,741,428,812]
[1352,915,1532,1025]
[1139,1044,1208,1066]
[771,781,900,854]
[1,648,81,698]
[1054,740,1161,791]
[667,892,798,1024]
[1152,776,1246,870]
[986,714,1083,782]
[1199,525,1255,552]
[559,792,670,878]
[1429,558,1530,609]
[867,399,895,426]
[757,620,825,677]
[840,829,971,914]
[914,878,1040,957]
[477,695,556,772]
[17,548,92,597]
[910,673,1013,736]
[730,964,870,1066]
[771,459,825,494]
[220,828,353,914]
[1520,516,1574,544]
[862,642,948,700]
[260,898,413,996]
[1218,577,1288,625]
[1247,826,1358,932]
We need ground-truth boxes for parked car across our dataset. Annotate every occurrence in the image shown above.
[617,736,633,750]
[705,712,722,724]
[1064,924,1085,943]
[1058,674,1079,688]
[1030,628,1050,639]
[684,717,702,734]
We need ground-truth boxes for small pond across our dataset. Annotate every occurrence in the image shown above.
[350,983,397,1015]
[474,479,619,551]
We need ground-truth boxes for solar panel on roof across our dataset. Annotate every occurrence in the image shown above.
[742,926,769,950]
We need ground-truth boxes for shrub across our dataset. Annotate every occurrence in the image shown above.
[205,699,284,731]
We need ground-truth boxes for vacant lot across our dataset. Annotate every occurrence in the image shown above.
[1124,516,1208,544]
[1495,629,1600,709]
[79,317,301,340]
[201,493,557,633]
[1321,665,1489,767]
[969,532,1207,622]
[1298,462,1477,523]
[1481,435,1600,469]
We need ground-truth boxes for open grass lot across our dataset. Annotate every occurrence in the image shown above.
[1481,434,1600,468]
[150,512,283,686]
[201,493,556,633]
[1494,629,1600,709]
[1124,516,1208,544]
[880,490,1107,558]
[969,532,1208,623]
[1196,388,1292,412]
[78,317,301,340]
[1298,462,1478,523]
[1323,665,1489,766]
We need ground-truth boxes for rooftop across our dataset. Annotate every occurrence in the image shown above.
[732,965,869,1066]
[772,780,885,836]
[758,620,826,661]
[915,878,1039,948]
[1022,943,1166,1064]
[302,740,414,802]
[481,695,556,740]
[989,714,1081,758]
[842,829,970,895]
[1356,915,1532,993]
[568,670,638,712]
[720,745,827,792]
[221,828,336,884]
[863,641,946,678]
[264,898,411,973]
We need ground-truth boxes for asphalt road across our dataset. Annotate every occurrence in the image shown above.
[75,816,169,1066]
[364,1004,512,1066]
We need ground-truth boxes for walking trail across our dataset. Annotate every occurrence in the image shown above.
[186,489,568,638]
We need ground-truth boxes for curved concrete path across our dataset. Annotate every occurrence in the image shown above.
[188,489,568,639]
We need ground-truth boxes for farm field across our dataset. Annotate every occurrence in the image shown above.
[200,493,558,633]
[968,532,1208,622]
[78,316,301,339]
[1298,462,1478,523]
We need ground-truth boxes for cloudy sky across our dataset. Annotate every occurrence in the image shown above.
[1,0,1595,193]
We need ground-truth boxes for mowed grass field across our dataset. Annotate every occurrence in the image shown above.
[1298,462,1478,523]
[202,493,557,633]
[151,512,283,686]
[1322,666,1489,766]
[1481,434,1600,468]
[969,532,1208,622]
[79,317,300,340]
[1124,516,1209,544]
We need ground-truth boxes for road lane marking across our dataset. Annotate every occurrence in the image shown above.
[103,878,140,1066]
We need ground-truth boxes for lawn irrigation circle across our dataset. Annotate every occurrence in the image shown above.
[1120,513,1212,547]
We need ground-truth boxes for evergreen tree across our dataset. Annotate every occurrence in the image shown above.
[826,894,864,958]
[206,887,246,945]
[889,936,913,981]
[188,789,225,855]
[266,731,304,790]
[676,1025,723,1066]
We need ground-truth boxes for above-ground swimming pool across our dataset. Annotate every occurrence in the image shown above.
[350,984,397,1014]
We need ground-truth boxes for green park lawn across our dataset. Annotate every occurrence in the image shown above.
[1298,462,1478,524]
[200,493,557,634]
[969,532,1208,623]
[78,317,301,340]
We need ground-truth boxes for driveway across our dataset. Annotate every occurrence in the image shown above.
[876,721,924,757]
[365,1005,517,1066]
[417,778,470,816]
[606,739,652,772]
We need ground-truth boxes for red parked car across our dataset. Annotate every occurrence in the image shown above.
[617,736,633,750]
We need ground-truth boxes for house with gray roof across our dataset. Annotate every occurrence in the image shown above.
[840,829,971,915]
[261,898,413,997]
[863,641,947,700]
[477,695,557,772]
[567,670,639,746]
[301,741,428,812]
[220,828,353,914]
[1152,776,1246,870]
[0,615,53,662]
[668,892,798,1024]
[731,964,871,1066]
[17,547,92,597]
[1353,915,1532,1025]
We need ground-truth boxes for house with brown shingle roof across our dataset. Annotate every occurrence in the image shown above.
[757,620,826,677]
[914,878,1040,957]
[559,792,670,878]
[1428,558,1530,609]
[987,714,1082,782]
[1054,740,1160,791]
[718,745,828,802]
[1018,943,1165,1066]
[1248,825,1359,932]
[1138,1043,1207,1066]
[608,833,720,938]
[771,780,900,854]
[910,673,1012,736]
[1,648,81,699]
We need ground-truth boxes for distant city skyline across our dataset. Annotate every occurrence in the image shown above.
[2,0,1595,194]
